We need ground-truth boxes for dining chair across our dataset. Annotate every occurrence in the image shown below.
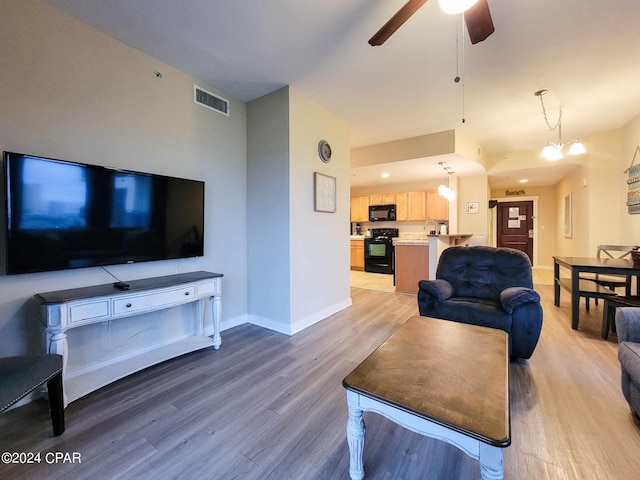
[582,244,638,309]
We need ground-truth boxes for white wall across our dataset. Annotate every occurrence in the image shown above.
[247,87,352,334]
[622,112,640,240]
[289,89,351,333]
[457,174,489,236]
[0,0,248,356]
[554,130,623,257]
[246,88,291,332]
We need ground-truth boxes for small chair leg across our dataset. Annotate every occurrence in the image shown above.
[47,372,65,436]
[585,297,590,311]
[602,300,611,339]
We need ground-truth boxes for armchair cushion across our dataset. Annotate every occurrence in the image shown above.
[500,287,541,314]
[616,308,640,417]
[417,279,453,302]
[418,246,543,359]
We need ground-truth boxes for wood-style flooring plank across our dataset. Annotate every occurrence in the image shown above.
[2,286,640,479]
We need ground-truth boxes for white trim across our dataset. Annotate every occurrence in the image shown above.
[248,315,292,335]
[248,298,353,336]
[290,298,352,335]
[218,315,248,334]
[491,196,539,267]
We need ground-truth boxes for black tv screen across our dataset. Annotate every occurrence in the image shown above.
[3,152,205,275]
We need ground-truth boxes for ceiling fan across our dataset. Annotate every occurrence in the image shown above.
[369,0,494,46]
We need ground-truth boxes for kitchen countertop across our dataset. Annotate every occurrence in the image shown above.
[350,235,366,240]
[393,233,474,246]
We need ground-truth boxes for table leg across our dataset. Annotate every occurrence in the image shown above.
[479,442,504,480]
[554,261,560,307]
[211,293,222,350]
[571,267,580,330]
[346,390,365,480]
[46,329,69,407]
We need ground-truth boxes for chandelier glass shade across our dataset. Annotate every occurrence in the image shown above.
[437,162,455,200]
[439,0,479,14]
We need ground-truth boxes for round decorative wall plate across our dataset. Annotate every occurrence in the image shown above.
[318,140,332,163]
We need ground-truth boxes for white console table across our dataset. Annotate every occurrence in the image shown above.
[36,271,223,406]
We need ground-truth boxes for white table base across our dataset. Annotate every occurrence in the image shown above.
[346,389,504,480]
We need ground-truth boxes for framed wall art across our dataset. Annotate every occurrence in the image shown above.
[314,172,336,213]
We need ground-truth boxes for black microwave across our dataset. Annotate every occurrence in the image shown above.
[369,204,396,222]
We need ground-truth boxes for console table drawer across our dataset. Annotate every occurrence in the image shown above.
[112,286,196,315]
[69,300,111,325]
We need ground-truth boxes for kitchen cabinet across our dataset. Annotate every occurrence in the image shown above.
[369,193,396,206]
[426,190,448,220]
[395,193,407,221]
[350,239,364,270]
[407,191,427,221]
[394,244,429,294]
[350,196,370,223]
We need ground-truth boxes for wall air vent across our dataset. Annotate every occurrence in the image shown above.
[194,85,229,116]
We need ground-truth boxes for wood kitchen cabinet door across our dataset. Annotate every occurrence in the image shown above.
[369,193,396,205]
[350,240,364,270]
[350,196,369,222]
[395,193,407,221]
[407,191,426,221]
[426,190,448,220]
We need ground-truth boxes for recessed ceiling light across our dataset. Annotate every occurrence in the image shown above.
[519,179,528,183]
[381,172,389,178]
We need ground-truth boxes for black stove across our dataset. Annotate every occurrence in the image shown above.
[364,228,399,274]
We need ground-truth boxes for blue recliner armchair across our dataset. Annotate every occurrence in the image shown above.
[616,307,640,418]
[417,245,543,359]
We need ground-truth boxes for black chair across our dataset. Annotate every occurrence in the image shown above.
[0,354,65,436]
[582,244,638,309]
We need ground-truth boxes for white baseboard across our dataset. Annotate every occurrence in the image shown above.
[219,315,248,333]
[247,314,292,335]
[248,297,353,336]
[290,298,353,335]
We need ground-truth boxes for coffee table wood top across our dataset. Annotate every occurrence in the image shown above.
[343,316,510,447]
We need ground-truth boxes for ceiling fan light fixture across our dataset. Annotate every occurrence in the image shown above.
[439,0,479,14]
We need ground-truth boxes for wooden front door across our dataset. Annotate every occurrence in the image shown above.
[497,201,533,263]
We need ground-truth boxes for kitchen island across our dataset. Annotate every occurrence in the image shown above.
[393,233,474,294]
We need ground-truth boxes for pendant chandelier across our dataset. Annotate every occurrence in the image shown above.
[535,89,586,161]
[437,162,455,200]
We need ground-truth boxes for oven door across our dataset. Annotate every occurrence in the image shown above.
[364,239,393,274]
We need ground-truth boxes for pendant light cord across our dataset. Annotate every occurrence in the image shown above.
[538,94,562,131]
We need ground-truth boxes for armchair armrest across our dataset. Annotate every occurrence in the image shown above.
[500,287,540,314]
[616,307,640,343]
[418,279,454,301]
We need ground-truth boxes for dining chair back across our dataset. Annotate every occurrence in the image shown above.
[578,245,639,313]
[592,244,638,292]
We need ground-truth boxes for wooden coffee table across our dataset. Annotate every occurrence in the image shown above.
[342,316,510,480]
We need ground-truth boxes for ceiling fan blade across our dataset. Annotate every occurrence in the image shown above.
[464,0,494,44]
[369,0,429,46]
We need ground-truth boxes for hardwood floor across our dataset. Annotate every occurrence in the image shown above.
[1,285,640,479]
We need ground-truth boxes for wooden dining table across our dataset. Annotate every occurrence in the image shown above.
[553,256,640,330]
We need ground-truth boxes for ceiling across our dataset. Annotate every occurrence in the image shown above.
[44,0,640,189]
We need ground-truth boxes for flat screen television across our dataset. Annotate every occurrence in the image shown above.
[3,151,205,275]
